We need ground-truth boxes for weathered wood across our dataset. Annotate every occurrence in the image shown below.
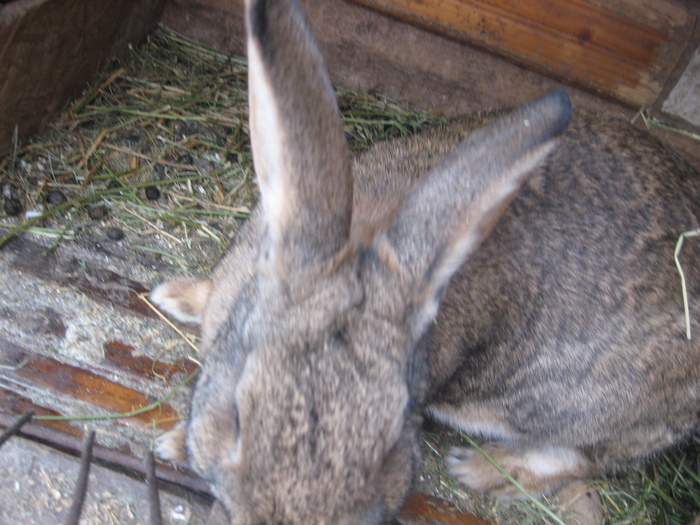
[350,0,696,106]
[0,0,166,152]
[0,339,181,429]
[398,493,494,524]
[102,340,199,382]
[4,235,161,320]
[0,387,82,436]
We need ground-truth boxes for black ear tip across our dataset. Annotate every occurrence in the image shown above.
[250,0,269,43]
[548,87,572,107]
[545,88,573,131]
[524,88,572,139]
[549,88,571,112]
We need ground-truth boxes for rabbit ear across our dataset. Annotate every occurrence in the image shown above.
[246,0,353,272]
[386,89,572,336]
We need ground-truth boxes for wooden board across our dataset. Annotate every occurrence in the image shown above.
[350,0,696,107]
[0,0,165,152]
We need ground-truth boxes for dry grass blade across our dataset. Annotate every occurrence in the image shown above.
[675,229,700,339]
[638,111,700,142]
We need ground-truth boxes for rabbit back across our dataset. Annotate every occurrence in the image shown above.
[424,109,700,475]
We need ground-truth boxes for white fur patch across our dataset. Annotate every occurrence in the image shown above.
[447,441,592,498]
[426,404,517,442]
[155,422,188,464]
[521,445,590,477]
[247,38,292,260]
[150,277,211,324]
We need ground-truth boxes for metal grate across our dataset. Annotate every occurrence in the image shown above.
[0,412,164,525]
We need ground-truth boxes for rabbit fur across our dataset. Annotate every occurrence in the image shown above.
[151,0,700,521]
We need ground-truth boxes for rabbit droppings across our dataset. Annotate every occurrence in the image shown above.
[151,0,700,523]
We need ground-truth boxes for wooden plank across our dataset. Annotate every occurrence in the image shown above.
[0,0,166,151]
[350,0,695,106]
[0,387,83,437]
[0,339,182,430]
[398,493,493,524]
[101,340,199,382]
[4,236,161,320]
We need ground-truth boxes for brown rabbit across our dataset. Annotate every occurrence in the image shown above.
[151,0,700,522]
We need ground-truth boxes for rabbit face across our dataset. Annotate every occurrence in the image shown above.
[181,252,425,524]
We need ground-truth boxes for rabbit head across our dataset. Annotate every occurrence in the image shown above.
[151,0,571,522]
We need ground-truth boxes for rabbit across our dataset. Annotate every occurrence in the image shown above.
[151,0,700,522]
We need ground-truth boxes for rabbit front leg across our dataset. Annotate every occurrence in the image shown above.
[448,442,594,499]
[155,421,189,465]
[149,279,208,467]
[150,277,212,325]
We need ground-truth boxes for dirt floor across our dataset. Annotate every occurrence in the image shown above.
[0,437,211,525]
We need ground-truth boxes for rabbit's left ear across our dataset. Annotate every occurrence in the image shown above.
[246,0,353,274]
[386,89,571,337]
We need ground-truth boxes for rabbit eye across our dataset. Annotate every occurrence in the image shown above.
[332,323,349,345]
[233,407,240,437]
[225,395,240,439]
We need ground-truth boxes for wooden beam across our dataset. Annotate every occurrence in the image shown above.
[350,0,695,107]
[0,0,165,152]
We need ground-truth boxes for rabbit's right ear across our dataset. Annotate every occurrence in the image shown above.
[246,0,353,275]
[386,89,572,337]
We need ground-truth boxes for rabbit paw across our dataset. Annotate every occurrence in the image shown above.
[448,442,592,499]
[557,480,604,525]
[150,277,212,324]
[155,422,188,465]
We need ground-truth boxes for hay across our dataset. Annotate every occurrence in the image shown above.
[675,229,700,340]
[0,26,436,261]
[638,111,700,142]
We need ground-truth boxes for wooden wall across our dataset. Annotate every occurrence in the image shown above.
[1,0,698,162]
[352,0,696,109]
[161,0,700,165]
[0,0,165,151]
